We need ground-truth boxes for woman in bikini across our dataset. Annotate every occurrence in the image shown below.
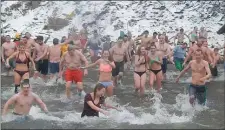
[134,46,147,96]
[81,50,115,97]
[6,43,37,93]
[147,44,163,92]
[81,83,118,118]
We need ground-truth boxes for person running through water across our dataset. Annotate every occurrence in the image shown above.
[135,30,151,50]
[211,48,222,77]
[155,35,173,80]
[2,79,48,117]
[109,37,130,86]
[183,38,212,68]
[173,42,188,71]
[80,23,88,52]
[150,32,158,44]
[24,32,40,55]
[59,45,88,99]
[2,35,17,76]
[81,83,119,118]
[147,44,163,92]
[188,26,198,43]
[81,50,115,97]
[170,28,190,45]
[49,38,61,80]
[134,46,148,96]
[6,43,37,93]
[176,49,211,106]
[87,30,102,63]
[33,36,49,81]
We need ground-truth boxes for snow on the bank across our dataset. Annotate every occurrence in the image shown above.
[1,1,224,47]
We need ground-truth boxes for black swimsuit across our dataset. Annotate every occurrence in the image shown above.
[14,53,29,77]
[81,93,105,118]
[134,56,146,77]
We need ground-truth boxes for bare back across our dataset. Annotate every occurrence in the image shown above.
[49,45,61,62]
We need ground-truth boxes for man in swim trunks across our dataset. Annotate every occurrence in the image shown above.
[33,36,49,80]
[135,30,151,50]
[170,28,190,45]
[49,38,61,79]
[183,38,212,67]
[211,48,222,77]
[24,32,40,55]
[173,42,187,71]
[80,23,88,51]
[155,35,173,79]
[176,49,211,106]
[2,79,48,116]
[87,30,102,63]
[59,45,88,99]
[150,32,158,44]
[1,35,16,76]
[110,36,130,86]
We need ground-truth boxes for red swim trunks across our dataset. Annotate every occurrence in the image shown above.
[65,69,83,83]
[80,39,87,49]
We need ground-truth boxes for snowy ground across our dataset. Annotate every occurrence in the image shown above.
[1,1,224,48]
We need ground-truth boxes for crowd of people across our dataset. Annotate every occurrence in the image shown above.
[1,24,224,118]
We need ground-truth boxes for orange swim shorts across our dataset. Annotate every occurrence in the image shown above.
[65,69,83,83]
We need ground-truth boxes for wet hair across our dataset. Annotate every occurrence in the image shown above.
[21,79,30,87]
[67,44,75,51]
[101,50,113,62]
[136,45,145,56]
[150,44,157,49]
[61,36,66,43]
[118,36,123,40]
[144,30,149,34]
[18,43,25,47]
[195,49,203,54]
[53,38,59,45]
[153,32,157,35]
[214,48,219,51]
[124,35,128,37]
[93,83,105,100]
[180,28,184,32]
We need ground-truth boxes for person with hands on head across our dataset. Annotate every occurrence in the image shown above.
[175,49,211,106]
[80,50,115,97]
[58,44,88,99]
[6,43,37,93]
[81,83,119,118]
[2,79,48,117]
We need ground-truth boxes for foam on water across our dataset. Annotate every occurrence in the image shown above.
[2,92,208,126]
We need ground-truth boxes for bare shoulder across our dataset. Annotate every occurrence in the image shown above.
[31,92,39,98]
[202,60,209,65]
[25,51,31,57]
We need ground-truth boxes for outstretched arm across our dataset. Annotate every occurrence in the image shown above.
[176,61,192,83]
[2,95,17,115]
[33,93,48,113]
